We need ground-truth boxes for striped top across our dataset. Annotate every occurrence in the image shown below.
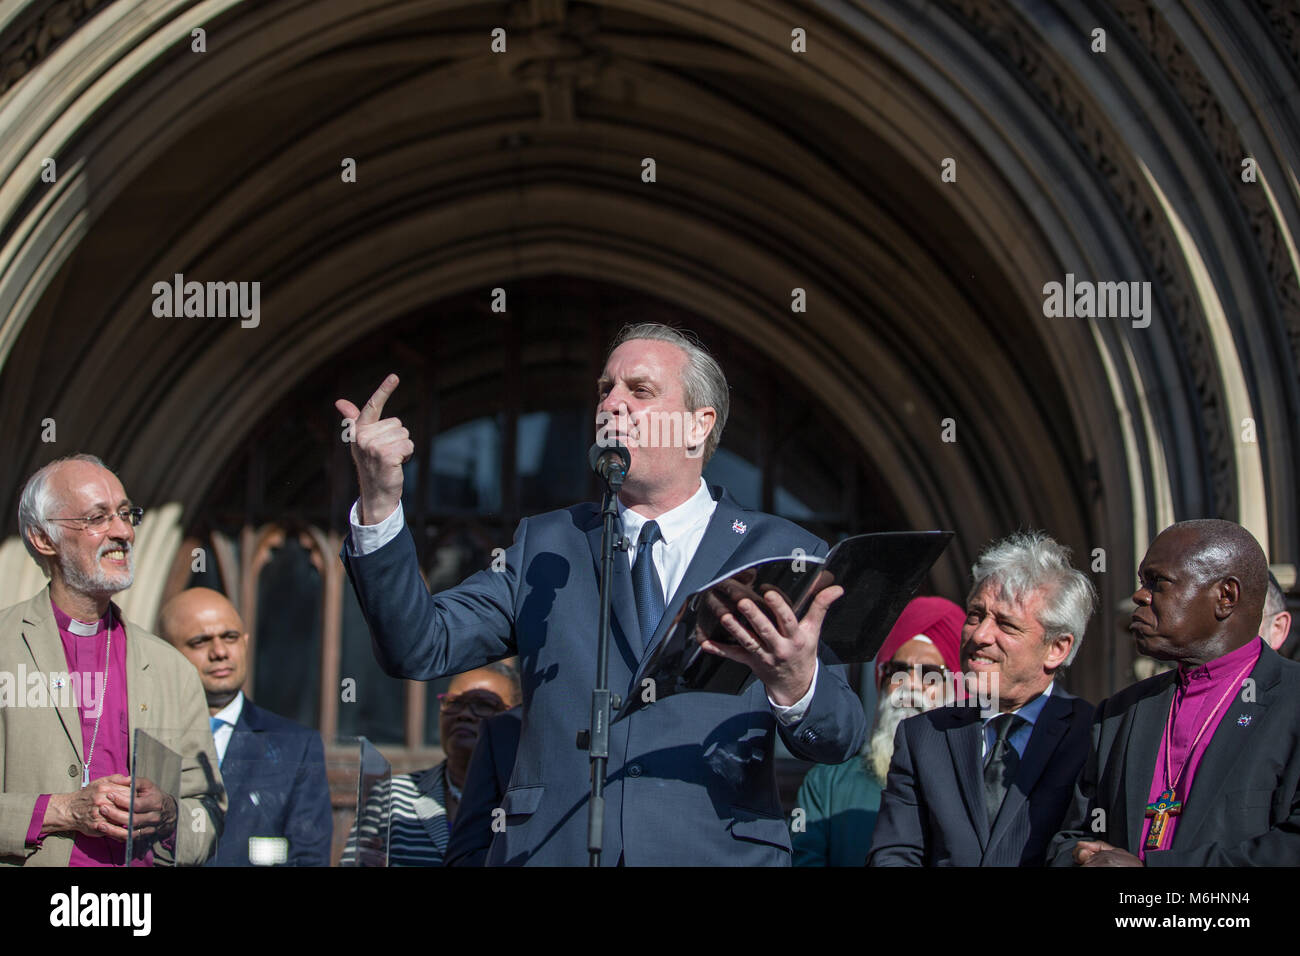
[341,762,450,867]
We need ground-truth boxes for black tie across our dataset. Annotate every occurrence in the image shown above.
[983,713,1023,826]
[632,521,665,647]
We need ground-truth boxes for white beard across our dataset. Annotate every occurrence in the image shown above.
[59,539,133,598]
[866,691,929,783]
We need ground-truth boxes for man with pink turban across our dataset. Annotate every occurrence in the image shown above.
[791,596,964,866]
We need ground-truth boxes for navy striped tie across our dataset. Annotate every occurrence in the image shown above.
[632,521,665,647]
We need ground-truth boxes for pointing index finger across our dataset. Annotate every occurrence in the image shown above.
[358,374,400,425]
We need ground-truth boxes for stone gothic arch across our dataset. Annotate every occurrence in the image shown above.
[1,0,1296,701]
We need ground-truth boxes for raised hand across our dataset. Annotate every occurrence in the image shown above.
[335,374,413,524]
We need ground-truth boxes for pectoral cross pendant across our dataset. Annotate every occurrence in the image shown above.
[1144,787,1182,850]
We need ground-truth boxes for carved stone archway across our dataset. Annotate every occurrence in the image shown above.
[1,0,1297,701]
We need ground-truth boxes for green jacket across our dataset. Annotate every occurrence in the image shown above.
[791,757,883,867]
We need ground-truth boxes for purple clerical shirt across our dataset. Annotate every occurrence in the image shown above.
[25,600,152,866]
[1138,637,1262,860]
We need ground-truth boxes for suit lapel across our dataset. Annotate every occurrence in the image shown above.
[236,699,264,733]
[222,702,262,807]
[946,712,989,849]
[639,488,746,665]
[588,486,749,666]
[1123,673,1176,851]
[1013,694,1072,795]
[123,607,148,766]
[987,694,1071,854]
[585,518,641,669]
[1172,644,1275,845]
[20,591,83,763]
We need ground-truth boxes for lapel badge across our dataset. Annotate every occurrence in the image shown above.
[52,676,66,689]
[731,519,747,535]
[140,703,148,712]
[1237,714,1251,727]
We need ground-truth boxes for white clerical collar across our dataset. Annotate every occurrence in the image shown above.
[618,478,715,545]
[51,597,112,637]
[67,617,100,637]
[69,607,113,637]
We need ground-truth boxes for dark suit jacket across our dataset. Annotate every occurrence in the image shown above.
[869,689,1092,866]
[342,484,867,866]
[1048,640,1300,866]
[446,707,522,867]
[206,699,333,867]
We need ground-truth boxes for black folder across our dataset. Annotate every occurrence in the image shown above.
[616,530,953,720]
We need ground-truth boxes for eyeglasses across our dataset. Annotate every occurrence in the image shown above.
[879,662,948,681]
[46,507,145,534]
[437,692,506,718]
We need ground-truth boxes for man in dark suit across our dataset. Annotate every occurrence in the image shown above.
[869,531,1095,866]
[1049,519,1300,867]
[445,706,521,866]
[159,588,333,866]
[335,322,866,865]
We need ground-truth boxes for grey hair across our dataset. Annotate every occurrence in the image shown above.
[18,454,107,575]
[608,322,730,464]
[967,530,1097,668]
[484,657,522,696]
[1265,570,1287,619]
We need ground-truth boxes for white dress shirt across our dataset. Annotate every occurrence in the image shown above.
[617,477,716,608]
[348,482,818,723]
[211,690,244,765]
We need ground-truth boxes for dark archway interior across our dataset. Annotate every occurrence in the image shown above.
[3,0,1095,570]
[22,0,1296,713]
[193,277,907,547]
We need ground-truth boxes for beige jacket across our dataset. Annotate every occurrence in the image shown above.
[0,588,226,865]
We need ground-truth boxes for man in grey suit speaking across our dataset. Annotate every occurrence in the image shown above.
[335,322,866,865]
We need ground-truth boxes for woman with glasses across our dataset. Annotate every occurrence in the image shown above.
[342,660,521,866]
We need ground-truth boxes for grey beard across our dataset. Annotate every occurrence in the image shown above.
[58,542,133,599]
[864,695,928,783]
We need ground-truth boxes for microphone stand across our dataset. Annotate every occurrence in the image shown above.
[579,467,626,866]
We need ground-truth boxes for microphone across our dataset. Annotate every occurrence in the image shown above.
[589,442,631,491]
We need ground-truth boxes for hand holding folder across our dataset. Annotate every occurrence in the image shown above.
[617,530,953,720]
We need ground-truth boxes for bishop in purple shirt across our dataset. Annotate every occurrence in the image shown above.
[0,454,224,866]
[1048,518,1300,867]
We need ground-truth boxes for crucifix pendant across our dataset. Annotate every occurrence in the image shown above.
[1144,787,1182,850]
